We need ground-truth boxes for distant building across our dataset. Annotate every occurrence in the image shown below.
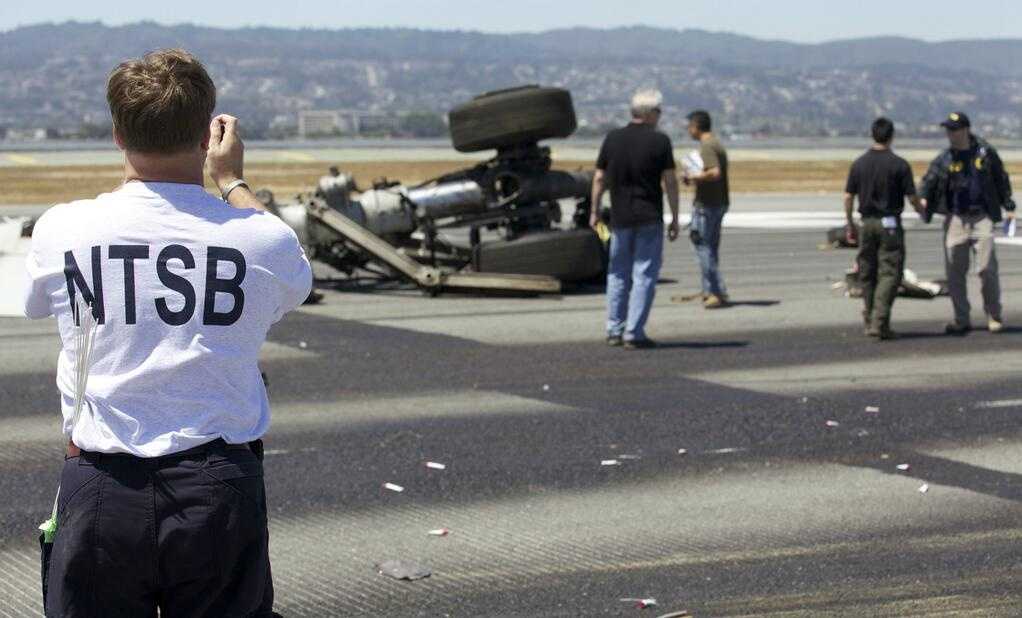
[4,127,50,141]
[357,112,401,135]
[298,111,344,138]
[298,109,403,138]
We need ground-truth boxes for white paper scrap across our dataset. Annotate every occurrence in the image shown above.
[620,597,658,608]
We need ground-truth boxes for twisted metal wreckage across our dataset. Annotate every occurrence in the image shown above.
[257,86,606,295]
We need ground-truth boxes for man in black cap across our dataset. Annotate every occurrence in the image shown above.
[920,112,1016,334]
[844,117,924,340]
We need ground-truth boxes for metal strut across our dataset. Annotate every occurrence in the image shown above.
[307,203,561,295]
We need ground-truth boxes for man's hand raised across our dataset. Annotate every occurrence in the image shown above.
[205,114,244,193]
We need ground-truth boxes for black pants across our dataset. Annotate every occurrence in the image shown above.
[41,440,275,617]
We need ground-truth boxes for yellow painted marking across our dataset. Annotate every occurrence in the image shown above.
[277,151,315,162]
[5,154,39,165]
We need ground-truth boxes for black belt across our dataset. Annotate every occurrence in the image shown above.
[73,438,263,463]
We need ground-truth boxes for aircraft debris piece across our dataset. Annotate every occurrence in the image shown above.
[262,86,605,297]
[376,560,431,581]
[620,597,658,609]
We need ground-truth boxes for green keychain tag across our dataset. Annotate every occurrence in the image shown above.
[39,516,58,544]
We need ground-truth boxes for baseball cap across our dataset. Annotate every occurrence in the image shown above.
[940,111,971,130]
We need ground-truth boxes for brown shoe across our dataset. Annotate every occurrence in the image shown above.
[703,294,726,309]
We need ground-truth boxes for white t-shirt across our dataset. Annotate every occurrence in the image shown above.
[21,181,313,456]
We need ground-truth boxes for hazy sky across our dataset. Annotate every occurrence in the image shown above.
[2,0,1020,42]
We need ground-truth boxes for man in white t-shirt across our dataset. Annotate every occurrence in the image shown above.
[22,49,311,617]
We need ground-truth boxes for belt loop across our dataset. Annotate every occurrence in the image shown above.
[248,439,264,462]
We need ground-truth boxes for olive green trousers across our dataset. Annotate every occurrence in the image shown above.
[857,217,905,328]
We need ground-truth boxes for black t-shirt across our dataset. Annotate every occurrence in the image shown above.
[845,148,916,217]
[596,123,675,227]
[949,146,987,213]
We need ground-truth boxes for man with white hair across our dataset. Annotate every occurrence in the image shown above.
[590,89,680,349]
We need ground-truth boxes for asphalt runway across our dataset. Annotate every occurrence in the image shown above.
[3,225,1022,616]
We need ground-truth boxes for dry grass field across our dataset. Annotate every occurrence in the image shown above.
[2,160,1019,205]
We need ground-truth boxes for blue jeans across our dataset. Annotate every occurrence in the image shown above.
[691,203,728,296]
[606,222,664,341]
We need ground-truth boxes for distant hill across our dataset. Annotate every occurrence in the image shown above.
[1,22,1020,138]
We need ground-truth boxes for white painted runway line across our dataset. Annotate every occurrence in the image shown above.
[975,399,1022,409]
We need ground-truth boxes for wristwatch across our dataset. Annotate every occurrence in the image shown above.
[221,179,249,202]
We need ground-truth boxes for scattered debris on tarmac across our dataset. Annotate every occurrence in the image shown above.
[376,560,432,581]
[620,597,658,609]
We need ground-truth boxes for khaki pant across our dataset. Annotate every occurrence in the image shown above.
[944,213,1001,325]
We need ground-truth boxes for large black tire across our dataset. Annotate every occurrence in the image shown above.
[448,86,577,153]
[473,229,604,281]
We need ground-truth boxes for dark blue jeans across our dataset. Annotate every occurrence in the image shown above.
[606,222,664,341]
[691,203,728,296]
[41,440,275,618]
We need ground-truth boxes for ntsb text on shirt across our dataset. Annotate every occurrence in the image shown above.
[20,182,313,457]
